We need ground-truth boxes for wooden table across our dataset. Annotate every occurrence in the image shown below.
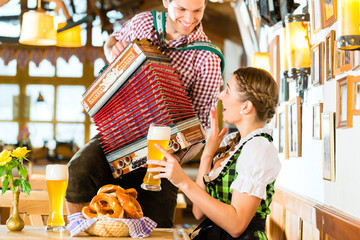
[0,225,190,239]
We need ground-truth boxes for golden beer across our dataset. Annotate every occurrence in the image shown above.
[45,164,68,232]
[141,125,171,191]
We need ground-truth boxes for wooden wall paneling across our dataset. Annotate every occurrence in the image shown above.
[317,205,360,240]
[285,210,302,240]
[267,201,286,240]
[302,219,320,240]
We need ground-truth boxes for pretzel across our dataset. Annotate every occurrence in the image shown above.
[97,184,124,194]
[82,193,124,219]
[116,189,143,219]
[97,184,137,199]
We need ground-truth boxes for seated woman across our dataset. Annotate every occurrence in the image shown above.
[147,67,281,239]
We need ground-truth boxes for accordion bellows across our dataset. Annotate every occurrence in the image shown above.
[82,41,206,178]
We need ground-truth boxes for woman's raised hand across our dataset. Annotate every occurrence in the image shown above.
[202,105,228,160]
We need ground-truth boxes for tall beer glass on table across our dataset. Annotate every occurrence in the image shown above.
[45,164,68,232]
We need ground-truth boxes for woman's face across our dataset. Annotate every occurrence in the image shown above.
[218,75,244,124]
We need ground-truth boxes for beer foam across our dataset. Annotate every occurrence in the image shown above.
[45,164,68,180]
[147,125,171,140]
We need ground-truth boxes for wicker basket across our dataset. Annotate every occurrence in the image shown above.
[85,220,130,237]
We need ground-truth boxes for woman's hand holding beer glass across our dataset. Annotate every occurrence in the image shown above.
[146,143,190,189]
[45,164,68,232]
[141,125,171,191]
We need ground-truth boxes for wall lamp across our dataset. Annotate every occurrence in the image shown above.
[251,52,270,73]
[337,0,360,50]
[285,13,311,100]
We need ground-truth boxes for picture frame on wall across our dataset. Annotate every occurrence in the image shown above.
[352,50,360,71]
[353,77,360,115]
[312,103,323,140]
[278,104,289,159]
[336,76,351,128]
[348,76,360,117]
[311,0,323,33]
[311,42,324,86]
[325,30,335,80]
[279,77,289,103]
[289,96,302,157]
[270,35,280,86]
[334,36,342,76]
[322,0,337,28]
[340,50,353,72]
[322,112,335,181]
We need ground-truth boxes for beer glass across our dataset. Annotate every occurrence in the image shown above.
[141,124,171,191]
[45,164,68,232]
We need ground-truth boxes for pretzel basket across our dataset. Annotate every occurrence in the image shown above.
[85,219,130,237]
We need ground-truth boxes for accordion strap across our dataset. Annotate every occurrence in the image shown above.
[152,10,225,76]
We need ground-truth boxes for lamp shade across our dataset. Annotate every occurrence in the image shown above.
[337,0,360,50]
[19,11,57,46]
[57,22,82,47]
[251,52,270,72]
[285,14,311,77]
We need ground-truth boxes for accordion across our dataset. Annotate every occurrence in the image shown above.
[82,41,206,178]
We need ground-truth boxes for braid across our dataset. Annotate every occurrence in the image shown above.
[234,67,278,123]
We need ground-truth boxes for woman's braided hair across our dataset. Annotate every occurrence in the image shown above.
[233,67,279,123]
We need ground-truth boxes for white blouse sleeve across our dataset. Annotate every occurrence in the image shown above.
[230,137,281,200]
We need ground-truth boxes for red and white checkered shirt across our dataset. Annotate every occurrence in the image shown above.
[112,11,223,129]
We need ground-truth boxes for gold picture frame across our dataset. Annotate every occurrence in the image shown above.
[333,33,343,76]
[322,112,335,181]
[312,103,323,140]
[336,77,350,128]
[278,104,289,159]
[322,0,337,28]
[311,42,324,86]
[311,0,324,34]
[270,35,280,86]
[325,30,335,80]
[352,50,360,71]
[340,50,353,72]
[348,76,360,116]
[289,96,302,157]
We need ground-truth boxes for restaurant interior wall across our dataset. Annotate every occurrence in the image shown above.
[267,0,360,220]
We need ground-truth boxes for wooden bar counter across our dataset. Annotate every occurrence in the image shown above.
[0,225,190,239]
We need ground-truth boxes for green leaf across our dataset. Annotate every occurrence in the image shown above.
[13,179,21,187]
[21,180,31,195]
[2,177,9,194]
[0,166,5,177]
[19,166,28,179]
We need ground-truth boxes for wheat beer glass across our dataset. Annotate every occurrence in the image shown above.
[141,124,171,191]
[45,164,68,232]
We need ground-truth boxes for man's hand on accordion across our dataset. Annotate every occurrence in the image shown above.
[103,35,129,62]
[111,41,129,61]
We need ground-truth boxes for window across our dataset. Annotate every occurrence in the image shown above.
[26,85,54,121]
[94,58,106,77]
[56,123,84,147]
[0,122,18,144]
[0,84,19,120]
[28,123,54,147]
[56,55,83,77]
[29,59,55,77]
[56,85,85,122]
[0,59,17,76]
